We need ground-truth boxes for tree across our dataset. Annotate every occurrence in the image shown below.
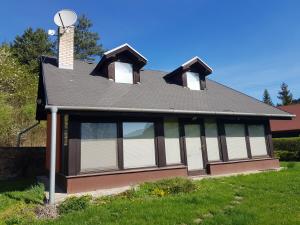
[74,15,104,61]
[277,82,293,106]
[262,89,273,106]
[292,98,300,104]
[11,28,55,72]
[0,45,46,146]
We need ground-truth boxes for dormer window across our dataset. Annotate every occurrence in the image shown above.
[92,43,147,84]
[164,56,212,91]
[115,62,133,84]
[186,71,200,90]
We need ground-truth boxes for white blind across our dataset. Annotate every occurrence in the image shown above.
[185,124,203,170]
[115,62,133,84]
[164,120,181,165]
[205,120,220,161]
[186,72,200,90]
[123,122,156,168]
[248,125,268,156]
[81,123,118,172]
[225,124,248,160]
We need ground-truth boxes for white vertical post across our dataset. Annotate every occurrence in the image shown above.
[49,106,58,204]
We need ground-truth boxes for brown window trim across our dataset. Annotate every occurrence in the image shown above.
[163,118,185,166]
[207,157,274,166]
[66,164,187,178]
[67,116,167,176]
[180,119,209,171]
[203,119,223,163]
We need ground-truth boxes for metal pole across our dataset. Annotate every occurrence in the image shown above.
[49,106,58,204]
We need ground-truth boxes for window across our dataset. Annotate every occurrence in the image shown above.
[225,124,248,160]
[205,120,220,161]
[123,122,156,168]
[115,62,133,84]
[248,125,268,156]
[164,119,181,165]
[80,123,118,172]
[186,71,200,90]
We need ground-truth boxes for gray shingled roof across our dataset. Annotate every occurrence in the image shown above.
[41,57,292,118]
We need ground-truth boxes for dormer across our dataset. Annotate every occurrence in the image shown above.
[92,43,147,84]
[164,57,213,90]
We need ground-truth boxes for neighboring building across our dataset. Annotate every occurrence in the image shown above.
[271,104,300,138]
[36,26,293,193]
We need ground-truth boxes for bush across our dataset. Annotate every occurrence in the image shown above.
[2,202,36,225]
[58,195,92,215]
[138,177,197,197]
[273,137,300,152]
[273,137,300,161]
[274,150,298,161]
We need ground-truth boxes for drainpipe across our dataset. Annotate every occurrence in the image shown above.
[16,121,40,147]
[49,106,58,204]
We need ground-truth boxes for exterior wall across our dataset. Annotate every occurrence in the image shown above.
[55,112,278,193]
[272,130,300,138]
[60,166,187,193]
[208,158,279,175]
[46,113,62,172]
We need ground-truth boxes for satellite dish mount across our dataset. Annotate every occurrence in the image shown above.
[54,9,77,32]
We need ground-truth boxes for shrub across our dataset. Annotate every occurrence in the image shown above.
[273,137,300,161]
[138,177,197,197]
[273,137,300,152]
[58,195,92,215]
[274,150,298,161]
[2,202,36,225]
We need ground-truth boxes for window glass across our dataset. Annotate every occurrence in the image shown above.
[164,120,181,165]
[225,123,248,160]
[248,125,268,156]
[81,123,118,172]
[205,120,220,161]
[123,122,156,168]
[186,71,200,90]
[115,62,133,84]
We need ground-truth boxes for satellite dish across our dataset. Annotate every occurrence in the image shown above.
[54,9,77,28]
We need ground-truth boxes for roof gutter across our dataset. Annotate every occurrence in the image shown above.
[45,105,295,118]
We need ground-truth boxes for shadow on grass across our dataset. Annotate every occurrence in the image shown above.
[0,178,45,204]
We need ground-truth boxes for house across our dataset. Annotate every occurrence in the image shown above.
[271,104,300,138]
[36,26,293,196]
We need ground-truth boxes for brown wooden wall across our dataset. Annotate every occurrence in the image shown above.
[46,113,62,172]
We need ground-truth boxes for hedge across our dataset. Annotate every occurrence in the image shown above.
[273,137,300,161]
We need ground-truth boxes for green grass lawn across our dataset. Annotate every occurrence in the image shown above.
[1,162,300,225]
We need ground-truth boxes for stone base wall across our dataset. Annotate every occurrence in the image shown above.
[0,147,46,180]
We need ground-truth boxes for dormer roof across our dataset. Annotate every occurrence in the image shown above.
[103,43,147,61]
[165,56,212,80]
[92,43,147,75]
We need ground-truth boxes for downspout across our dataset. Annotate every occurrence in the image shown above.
[49,106,58,204]
[16,121,40,147]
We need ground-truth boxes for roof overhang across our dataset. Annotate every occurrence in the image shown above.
[45,104,295,119]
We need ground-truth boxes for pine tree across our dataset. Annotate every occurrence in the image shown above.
[11,28,55,72]
[262,89,273,106]
[277,82,293,105]
[74,15,104,61]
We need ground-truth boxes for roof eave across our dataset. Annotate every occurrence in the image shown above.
[45,104,295,119]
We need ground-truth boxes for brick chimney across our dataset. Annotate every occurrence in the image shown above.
[58,26,74,69]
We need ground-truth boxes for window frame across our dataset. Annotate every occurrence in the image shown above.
[114,61,134,84]
[185,71,201,90]
[163,119,183,166]
[122,121,158,169]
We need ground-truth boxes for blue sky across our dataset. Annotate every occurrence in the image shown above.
[0,0,299,103]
